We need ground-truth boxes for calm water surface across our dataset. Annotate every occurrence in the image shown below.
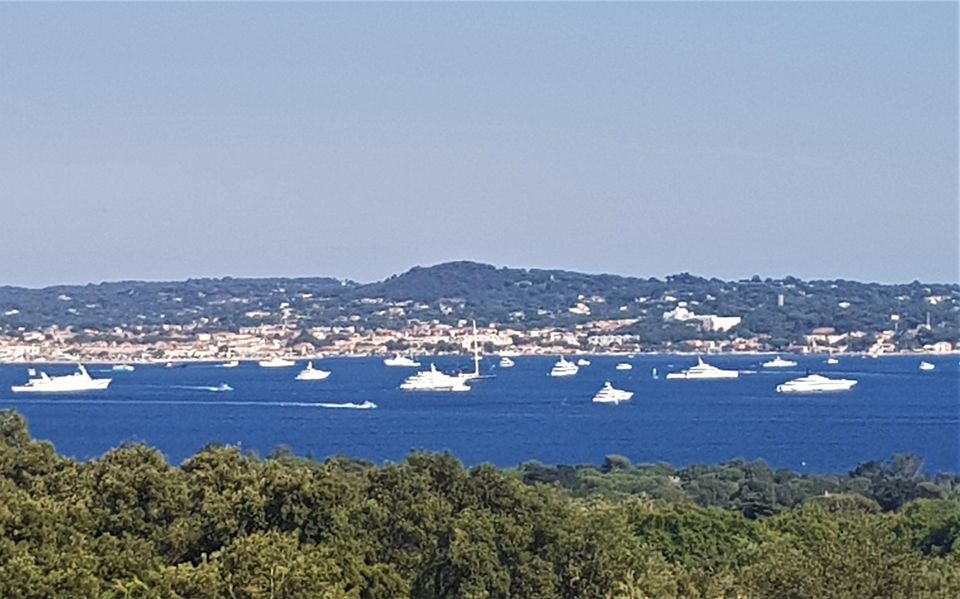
[1,355,957,473]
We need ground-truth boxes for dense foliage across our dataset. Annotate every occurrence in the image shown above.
[1,262,957,347]
[2,410,960,598]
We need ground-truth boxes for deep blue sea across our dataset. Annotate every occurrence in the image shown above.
[1,355,957,473]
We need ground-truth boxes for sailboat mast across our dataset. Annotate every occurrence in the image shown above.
[472,319,480,375]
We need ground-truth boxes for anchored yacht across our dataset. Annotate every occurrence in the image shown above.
[615,362,633,371]
[549,356,579,377]
[499,356,515,368]
[776,374,857,394]
[576,358,591,367]
[220,360,240,368]
[400,364,471,392]
[384,353,421,367]
[919,361,936,372]
[295,361,331,381]
[258,357,296,368]
[762,355,797,368]
[592,381,633,404]
[11,365,111,393]
[111,364,135,372]
[666,357,739,380]
[826,357,840,365]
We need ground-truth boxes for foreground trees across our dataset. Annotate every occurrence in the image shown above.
[1,410,959,598]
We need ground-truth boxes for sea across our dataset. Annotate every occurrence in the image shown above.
[1,355,957,473]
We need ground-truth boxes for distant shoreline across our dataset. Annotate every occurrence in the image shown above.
[1,349,956,367]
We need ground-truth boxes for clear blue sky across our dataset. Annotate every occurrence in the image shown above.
[1,2,956,287]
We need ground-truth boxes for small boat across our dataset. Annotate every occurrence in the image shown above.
[384,353,421,367]
[762,355,797,368]
[592,381,634,404]
[666,357,739,380]
[400,364,471,392]
[652,368,659,380]
[826,357,840,365]
[615,362,633,371]
[12,365,111,393]
[258,357,296,368]
[920,361,936,372]
[164,362,186,369]
[316,400,377,409]
[499,356,515,368]
[576,358,591,366]
[295,361,331,381]
[776,373,857,394]
[111,364,135,372]
[549,356,579,377]
[220,360,240,368]
[213,383,233,392]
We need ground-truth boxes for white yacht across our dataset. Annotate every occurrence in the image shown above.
[919,361,936,371]
[826,357,840,365]
[11,365,111,393]
[762,355,798,368]
[592,381,633,404]
[549,356,579,377]
[576,358,591,366]
[400,364,471,392]
[384,353,421,367]
[258,357,296,368]
[295,361,331,381]
[111,364,135,372]
[499,356,515,368]
[615,362,633,371]
[220,360,240,368]
[776,373,857,394]
[666,357,740,380]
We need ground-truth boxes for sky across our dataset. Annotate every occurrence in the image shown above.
[0,2,956,288]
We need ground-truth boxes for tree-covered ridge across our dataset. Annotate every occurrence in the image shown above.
[0,261,957,347]
[2,410,960,598]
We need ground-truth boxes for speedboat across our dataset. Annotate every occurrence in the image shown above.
[221,360,240,368]
[11,365,111,393]
[920,361,936,371]
[762,355,797,368]
[592,381,633,404]
[615,362,633,371]
[776,373,857,394]
[826,357,840,365]
[400,364,470,392]
[549,356,579,377]
[499,356,515,368]
[213,383,233,392]
[111,364,135,372]
[258,357,296,368]
[384,353,421,367]
[666,357,739,380]
[576,358,591,366]
[295,361,331,381]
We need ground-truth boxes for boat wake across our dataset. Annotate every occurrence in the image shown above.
[314,401,377,410]
[171,384,234,392]
[1,398,374,409]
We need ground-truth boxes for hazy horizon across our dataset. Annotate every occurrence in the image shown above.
[2,3,957,287]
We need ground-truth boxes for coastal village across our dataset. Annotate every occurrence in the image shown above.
[1,296,955,364]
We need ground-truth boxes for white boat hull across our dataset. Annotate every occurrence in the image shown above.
[12,378,111,393]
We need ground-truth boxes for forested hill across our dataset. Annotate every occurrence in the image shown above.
[1,262,957,344]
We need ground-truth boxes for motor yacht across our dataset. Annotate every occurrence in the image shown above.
[665,357,739,380]
[776,373,857,394]
[615,362,633,371]
[762,355,797,368]
[499,356,515,368]
[221,360,240,368]
[111,364,135,372]
[258,357,296,368]
[549,356,579,377]
[920,361,936,372]
[400,364,471,392]
[295,361,331,381]
[592,381,633,404]
[576,358,591,367]
[384,353,421,367]
[11,365,111,393]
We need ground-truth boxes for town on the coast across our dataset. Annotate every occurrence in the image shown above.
[1,262,956,364]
